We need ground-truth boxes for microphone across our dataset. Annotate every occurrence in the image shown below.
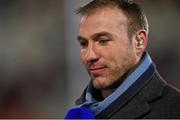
[65,107,95,119]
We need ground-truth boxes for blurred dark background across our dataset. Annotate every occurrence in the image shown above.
[0,0,179,118]
[0,0,66,118]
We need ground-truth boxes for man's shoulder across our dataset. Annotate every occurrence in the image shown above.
[137,70,180,116]
[162,83,180,102]
[145,82,180,118]
[148,71,180,104]
[152,71,180,101]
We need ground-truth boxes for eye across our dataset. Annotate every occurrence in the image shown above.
[97,36,111,45]
[99,39,109,44]
[79,39,88,48]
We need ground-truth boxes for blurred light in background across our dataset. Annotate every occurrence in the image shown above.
[0,0,179,118]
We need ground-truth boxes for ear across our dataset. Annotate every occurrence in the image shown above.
[134,30,148,55]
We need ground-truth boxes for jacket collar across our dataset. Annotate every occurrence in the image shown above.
[110,71,166,119]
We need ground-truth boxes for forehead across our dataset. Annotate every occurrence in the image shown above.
[81,7,128,21]
[79,7,128,35]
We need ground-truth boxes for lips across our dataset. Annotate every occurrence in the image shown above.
[89,66,107,76]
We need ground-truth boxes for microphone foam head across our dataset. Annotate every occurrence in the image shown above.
[65,107,95,119]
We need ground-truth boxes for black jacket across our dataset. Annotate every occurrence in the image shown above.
[76,71,180,119]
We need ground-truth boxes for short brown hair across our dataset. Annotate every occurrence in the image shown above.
[77,0,149,38]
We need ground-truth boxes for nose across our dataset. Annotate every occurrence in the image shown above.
[84,44,99,63]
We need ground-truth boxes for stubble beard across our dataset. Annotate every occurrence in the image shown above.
[91,66,127,90]
[91,56,137,90]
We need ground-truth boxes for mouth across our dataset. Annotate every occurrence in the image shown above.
[89,66,107,76]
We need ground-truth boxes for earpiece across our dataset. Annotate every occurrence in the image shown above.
[137,39,143,46]
[136,31,145,47]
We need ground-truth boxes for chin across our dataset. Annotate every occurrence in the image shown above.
[92,75,122,90]
[92,77,109,90]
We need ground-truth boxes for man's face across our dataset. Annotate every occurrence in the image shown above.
[78,8,139,90]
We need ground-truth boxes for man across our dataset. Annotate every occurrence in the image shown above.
[74,0,180,119]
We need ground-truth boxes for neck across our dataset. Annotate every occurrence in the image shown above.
[101,88,116,99]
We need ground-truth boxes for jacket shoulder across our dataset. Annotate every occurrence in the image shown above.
[146,79,180,118]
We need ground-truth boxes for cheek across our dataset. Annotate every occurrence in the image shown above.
[80,52,86,63]
[105,47,123,63]
[104,52,120,72]
[105,49,130,71]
